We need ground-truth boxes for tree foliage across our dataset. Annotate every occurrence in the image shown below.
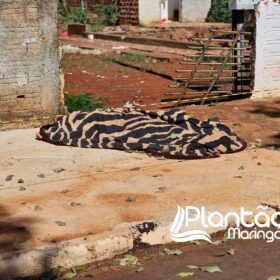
[207,0,232,23]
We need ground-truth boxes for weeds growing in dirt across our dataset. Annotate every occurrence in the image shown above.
[65,93,108,113]
[117,53,150,63]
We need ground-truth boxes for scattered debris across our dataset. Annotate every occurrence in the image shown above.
[255,138,263,147]
[61,189,72,194]
[200,266,222,273]
[5,174,14,181]
[267,276,280,280]
[143,256,153,261]
[115,255,138,267]
[112,46,128,50]
[186,265,199,269]
[156,187,168,193]
[71,202,81,207]
[163,248,183,256]
[19,186,26,191]
[37,173,45,178]
[55,221,66,227]
[34,205,43,211]
[214,252,227,257]
[61,271,76,279]
[228,249,235,255]
[125,196,137,203]
[74,264,88,272]
[212,240,225,245]
[129,167,141,171]
[190,240,209,246]
[53,168,66,173]
[136,267,144,273]
[18,178,24,184]
[100,266,109,273]
[152,174,163,178]
[233,122,241,127]
[177,272,194,278]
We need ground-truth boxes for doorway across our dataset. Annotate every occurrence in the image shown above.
[160,0,180,22]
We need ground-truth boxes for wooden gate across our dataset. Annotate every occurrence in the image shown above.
[161,30,253,107]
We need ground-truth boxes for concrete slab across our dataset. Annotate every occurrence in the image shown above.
[0,128,279,277]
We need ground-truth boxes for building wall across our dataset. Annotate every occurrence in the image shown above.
[139,0,161,25]
[168,0,180,21]
[119,0,139,25]
[181,0,211,22]
[67,0,113,10]
[254,0,280,93]
[139,0,180,25]
[0,0,61,128]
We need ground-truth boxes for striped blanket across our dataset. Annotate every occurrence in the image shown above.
[39,106,246,160]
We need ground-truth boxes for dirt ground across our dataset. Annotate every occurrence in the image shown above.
[102,22,231,41]
[62,53,175,107]
[62,53,279,148]
[73,229,280,280]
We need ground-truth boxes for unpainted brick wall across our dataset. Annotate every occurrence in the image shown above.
[119,0,139,25]
[67,0,114,10]
[0,0,61,128]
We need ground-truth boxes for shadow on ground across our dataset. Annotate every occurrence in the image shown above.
[0,205,57,279]
[248,102,280,119]
[248,102,280,148]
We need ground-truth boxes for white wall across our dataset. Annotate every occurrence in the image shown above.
[139,0,180,25]
[181,0,211,22]
[139,0,161,25]
[254,0,280,94]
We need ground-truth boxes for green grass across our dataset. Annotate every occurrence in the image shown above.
[65,93,108,113]
[117,53,150,63]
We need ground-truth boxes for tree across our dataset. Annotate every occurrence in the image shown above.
[207,0,232,23]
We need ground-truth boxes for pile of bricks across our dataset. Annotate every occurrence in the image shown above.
[119,0,139,25]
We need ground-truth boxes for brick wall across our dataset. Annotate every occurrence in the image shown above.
[254,0,280,94]
[119,0,139,25]
[0,0,61,129]
[67,0,114,10]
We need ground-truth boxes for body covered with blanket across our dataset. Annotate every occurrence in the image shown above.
[38,106,246,160]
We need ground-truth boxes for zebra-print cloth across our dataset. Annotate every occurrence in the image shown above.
[39,106,246,159]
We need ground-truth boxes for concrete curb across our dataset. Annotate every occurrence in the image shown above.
[0,213,226,279]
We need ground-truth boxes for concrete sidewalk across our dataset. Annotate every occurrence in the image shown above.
[0,128,279,278]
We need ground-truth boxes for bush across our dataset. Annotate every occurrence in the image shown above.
[207,0,232,23]
[65,93,108,113]
[59,7,91,24]
[58,4,119,33]
[95,4,119,26]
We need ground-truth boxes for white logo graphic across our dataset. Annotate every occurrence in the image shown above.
[170,206,212,243]
[170,205,280,243]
